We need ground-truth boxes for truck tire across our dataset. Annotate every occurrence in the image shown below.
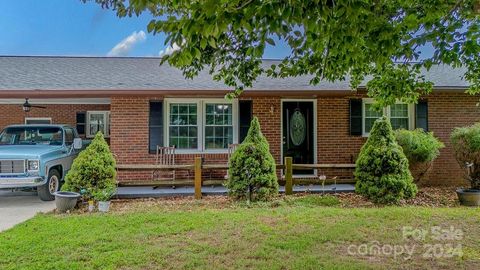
[38,169,60,201]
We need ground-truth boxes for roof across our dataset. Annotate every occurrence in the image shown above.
[0,56,469,92]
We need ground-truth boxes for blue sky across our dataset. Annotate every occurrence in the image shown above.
[1,1,434,59]
[0,0,290,58]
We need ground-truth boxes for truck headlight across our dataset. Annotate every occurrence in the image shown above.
[28,160,39,171]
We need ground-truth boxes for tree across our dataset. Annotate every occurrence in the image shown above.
[62,132,117,200]
[355,116,417,204]
[88,0,479,107]
[226,117,278,201]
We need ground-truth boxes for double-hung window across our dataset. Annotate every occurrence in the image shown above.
[169,103,198,149]
[205,103,233,149]
[362,99,414,136]
[165,99,238,152]
[86,111,110,138]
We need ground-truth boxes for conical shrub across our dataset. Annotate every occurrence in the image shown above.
[62,132,116,200]
[354,116,417,204]
[226,117,278,201]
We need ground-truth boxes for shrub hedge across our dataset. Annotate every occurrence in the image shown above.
[226,117,278,201]
[62,132,116,200]
[395,129,444,182]
[355,116,417,204]
[451,123,480,190]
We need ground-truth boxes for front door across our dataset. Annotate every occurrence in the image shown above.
[282,101,314,175]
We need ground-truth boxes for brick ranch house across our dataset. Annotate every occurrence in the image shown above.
[0,56,477,186]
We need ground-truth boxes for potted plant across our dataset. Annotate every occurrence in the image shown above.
[53,191,81,213]
[451,123,480,206]
[93,186,116,213]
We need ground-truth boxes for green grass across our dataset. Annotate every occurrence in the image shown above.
[0,195,479,270]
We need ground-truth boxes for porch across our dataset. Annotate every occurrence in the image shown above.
[116,184,355,199]
[115,157,357,199]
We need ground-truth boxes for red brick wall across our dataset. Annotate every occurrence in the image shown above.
[109,93,480,186]
[0,103,110,138]
[428,93,480,186]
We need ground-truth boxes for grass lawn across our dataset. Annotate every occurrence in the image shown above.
[0,195,479,270]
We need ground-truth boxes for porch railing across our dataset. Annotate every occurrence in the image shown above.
[116,157,356,199]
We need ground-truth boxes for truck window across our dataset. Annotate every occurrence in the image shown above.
[64,128,74,146]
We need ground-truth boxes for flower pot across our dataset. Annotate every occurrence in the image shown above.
[98,201,111,212]
[456,188,480,206]
[54,191,81,213]
[88,200,95,212]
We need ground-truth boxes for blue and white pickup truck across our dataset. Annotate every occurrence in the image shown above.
[0,124,83,201]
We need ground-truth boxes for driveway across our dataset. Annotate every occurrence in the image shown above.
[0,189,56,232]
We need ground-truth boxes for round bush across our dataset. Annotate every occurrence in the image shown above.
[226,117,278,201]
[354,116,417,204]
[451,123,480,190]
[62,132,117,200]
[395,129,444,183]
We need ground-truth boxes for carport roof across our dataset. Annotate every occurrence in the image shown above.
[0,56,470,91]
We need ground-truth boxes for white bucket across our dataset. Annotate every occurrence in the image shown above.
[98,201,111,212]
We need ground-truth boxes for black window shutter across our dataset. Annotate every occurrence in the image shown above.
[415,100,428,131]
[76,112,86,135]
[149,101,163,153]
[349,99,362,136]
[239,100,253,143]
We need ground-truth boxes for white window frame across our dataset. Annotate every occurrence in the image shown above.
[86,111,110,138]
[25,117,52,125]
[164,98,239,153]
[362,99,414,136]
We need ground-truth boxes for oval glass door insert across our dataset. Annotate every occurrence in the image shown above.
[289,110,306,146]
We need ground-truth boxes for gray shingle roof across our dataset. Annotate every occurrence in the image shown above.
[0,56,469,91]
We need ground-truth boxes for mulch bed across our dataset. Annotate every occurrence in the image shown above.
[337,187,459,208]
[101,187,461,213]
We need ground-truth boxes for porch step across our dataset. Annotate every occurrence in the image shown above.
[115,184,355,199]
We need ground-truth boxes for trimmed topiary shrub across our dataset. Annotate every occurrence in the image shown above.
[395,129,444,183]
[355,116,417,204]
[226,117,278,201]
[62,132,117,200]
[451,123,480,190]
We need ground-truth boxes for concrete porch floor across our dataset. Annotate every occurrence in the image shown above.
[116,184,355,199]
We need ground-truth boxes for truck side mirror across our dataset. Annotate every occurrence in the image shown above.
[73,138,83,150]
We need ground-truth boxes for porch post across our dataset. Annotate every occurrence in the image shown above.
[285,157,293,195]
[194,157,202,199]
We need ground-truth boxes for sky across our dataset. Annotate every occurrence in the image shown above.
[0,0,290,58]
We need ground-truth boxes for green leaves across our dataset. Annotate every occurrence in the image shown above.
[355,117,417,204]
[88,0,480,105]
[62,132,116,201]
[226,117,278,201]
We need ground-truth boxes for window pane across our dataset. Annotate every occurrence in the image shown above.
[364,103,382,134]
[365,118,377,133]
[365,104,382,117]
[89,113,105,136]
[391,104,408,117]
[169,103,197,149]
[204,103,233,149]
[391,118,409,130]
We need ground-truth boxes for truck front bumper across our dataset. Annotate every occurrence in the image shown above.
[0,177,45,189]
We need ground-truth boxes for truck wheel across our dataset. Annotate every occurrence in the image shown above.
[38,169,60,201]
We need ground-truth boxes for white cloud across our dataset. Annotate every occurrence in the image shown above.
[107,31,146,57]
[158,42,181,57]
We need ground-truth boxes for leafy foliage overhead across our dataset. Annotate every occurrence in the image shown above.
[88,0,479,107]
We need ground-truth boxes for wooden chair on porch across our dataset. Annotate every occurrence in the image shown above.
[224,144,239,180]
[153,146,176,188]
